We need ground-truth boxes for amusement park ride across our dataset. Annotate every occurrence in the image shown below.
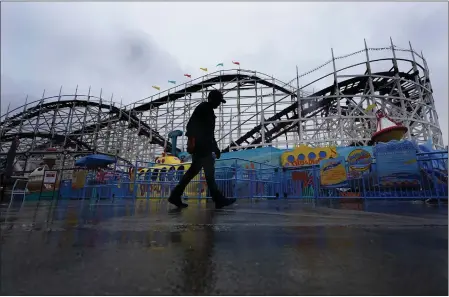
[371,109,408,144]
[19,104,447,201]
[0,40,447,201]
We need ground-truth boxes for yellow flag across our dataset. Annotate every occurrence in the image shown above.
[152,86,160,90]
[200,67,208,72]
[365,103,376,112]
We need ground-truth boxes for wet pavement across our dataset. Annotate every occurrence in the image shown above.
[1,200,448,295]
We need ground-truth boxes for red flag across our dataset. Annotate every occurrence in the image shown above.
[232,61,240,65]
[184,74,191,78]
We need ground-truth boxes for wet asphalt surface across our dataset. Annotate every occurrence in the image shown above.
[0,199,448,295]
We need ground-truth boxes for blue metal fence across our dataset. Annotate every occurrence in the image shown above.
[50,154,447,205]
[279,152,447,203]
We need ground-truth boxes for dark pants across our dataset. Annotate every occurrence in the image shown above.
[171,153,224,200]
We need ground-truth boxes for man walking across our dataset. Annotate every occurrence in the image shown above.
[168,90,236,209]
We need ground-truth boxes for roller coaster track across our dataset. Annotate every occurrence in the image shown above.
[0,132,93,151]
[0,69,424,156]
[222,70,420,152]
[71,73,294,151]
[0,72,296,155]
[131,73,294,112]
[0,99,179,154]
[0,100,120,130]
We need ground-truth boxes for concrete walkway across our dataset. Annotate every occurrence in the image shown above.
[1,200,447,295]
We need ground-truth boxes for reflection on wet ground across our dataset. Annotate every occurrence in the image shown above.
[1,200,448,295]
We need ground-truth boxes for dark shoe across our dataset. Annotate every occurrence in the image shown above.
[215,198,236,209]
[210,190,225,203]
[168,193,188,208]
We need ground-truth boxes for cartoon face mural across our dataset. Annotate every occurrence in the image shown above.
[281,145,338,167]
[346,148,372,179]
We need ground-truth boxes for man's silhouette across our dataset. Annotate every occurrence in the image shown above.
[168,90,236,209]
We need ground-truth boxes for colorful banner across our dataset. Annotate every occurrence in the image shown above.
[335,146,373,162]
[319,157,348,187]
[374,140,420,187]
[346,148,372,179]
[281,145,337,167]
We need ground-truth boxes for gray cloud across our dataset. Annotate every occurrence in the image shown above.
[1,2,447,144]
[1,2,183,112]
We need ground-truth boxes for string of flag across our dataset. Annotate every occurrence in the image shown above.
[152,60,241,92]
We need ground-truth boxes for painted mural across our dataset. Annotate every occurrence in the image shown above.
[320,157,348,187]
[281,145,338,167]
[291,170,315,197]
[56,130,448,201]
[374,140,421,187]
[219,146,284,168]
[345,148,372,179]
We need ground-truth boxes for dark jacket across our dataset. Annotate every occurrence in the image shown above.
[186,102,219,156]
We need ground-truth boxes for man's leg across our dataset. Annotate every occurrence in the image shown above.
[168,155,202,208]
[202,154,236,209]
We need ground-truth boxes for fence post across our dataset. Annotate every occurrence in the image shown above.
[233,160,238,199]
[132,160,138,216]
[78,172,89,224]
[273,168,276,199]
[313,166,319,205]
[198,169,202,202]
[249,165,255,201]
[145,167,150,213]
[361,165,368,211]
[281,167,287,200]
[430,163,441,206]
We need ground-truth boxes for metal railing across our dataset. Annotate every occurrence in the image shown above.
[5,154,448,208]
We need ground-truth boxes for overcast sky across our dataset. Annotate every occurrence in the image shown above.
[1,2,447,144]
